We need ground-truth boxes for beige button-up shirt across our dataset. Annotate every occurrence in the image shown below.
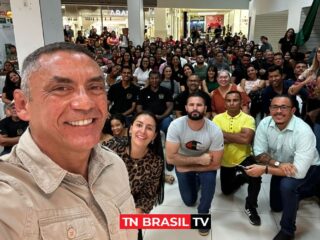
[0,130,137,240]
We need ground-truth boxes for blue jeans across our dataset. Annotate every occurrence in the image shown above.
[269,165,320,236]
[159,116,173,135]
[175,170,217,214]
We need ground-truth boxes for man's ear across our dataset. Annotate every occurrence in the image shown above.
[13,89,30,121]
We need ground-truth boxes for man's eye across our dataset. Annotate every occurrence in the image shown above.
[53,86,70,91]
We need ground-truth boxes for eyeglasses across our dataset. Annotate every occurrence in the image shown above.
[269,105,292,111]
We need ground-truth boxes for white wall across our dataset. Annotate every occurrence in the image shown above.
[158,0,249,9]
[249,0,313,41]
[10,0,64,68]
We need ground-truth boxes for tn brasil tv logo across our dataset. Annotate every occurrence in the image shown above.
[120,214,211,230]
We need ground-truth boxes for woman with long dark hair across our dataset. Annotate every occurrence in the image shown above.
[278,28,296,54]
[160,65,180,99]
[133,56,152,88]
[2,70,21,105]
[203,64,219,95]
[103,111,164,239]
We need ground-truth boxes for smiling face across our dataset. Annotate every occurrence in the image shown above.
[268,69,283,89]
[14,51,107,155]
[183,66,193,77]
[111,119,125,136]
[129,114,157,149]
[9,72,20,84]
[269,96,295,130]
[246,66,257,80]
[217,71,231,87]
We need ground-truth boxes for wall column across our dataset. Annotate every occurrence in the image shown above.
[128,0,144,46]
[10,0,64,67]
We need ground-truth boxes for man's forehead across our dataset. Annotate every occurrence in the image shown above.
[271,97,290,104]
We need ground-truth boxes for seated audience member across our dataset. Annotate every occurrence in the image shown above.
[137,71,173,135]
[202,65,219,95]
[273,52,294,80]
[104,111,164,240]
[231,53,251,85]
[240,65,266,118]
[213,91,261,226]
[209,51,230,72]
[170,55,185,90]
[101,113,127,143]
[108,66,140,123]
[166,93,224,236]
[291,61,307,81]
[0,61,15,76]
[262,65,307,116]
[174,74,212,118]
[193,54,208,82]
[288,47,320,121]
[246,95,320,240]
[0,42,136,239]
[211,70,250,117]
[160,65,180,99]
[2,70,21,105]
[259,50,274,80]
[0,101,28,155]
[133,56,152,88]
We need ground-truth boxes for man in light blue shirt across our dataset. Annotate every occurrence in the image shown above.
[246,95,320,240]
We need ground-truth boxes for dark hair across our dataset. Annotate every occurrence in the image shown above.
[186,92,207,105]
[226,90,242,100]
[272,94,295,107]
[162,65,175,95]
[140,56,150,71]
[206,65,218,82]
[128,111,164,205]
[149,70,160,79]
[182,63,195,75]
[5,70,21,88]
[268,65,283,75]
[102,113,126,135]
[284,28,296,40]
[2,61,14,71]
[121,65,132,73]
[121,51,134,68]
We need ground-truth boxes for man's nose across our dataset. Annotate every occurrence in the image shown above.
[70,87,95,111]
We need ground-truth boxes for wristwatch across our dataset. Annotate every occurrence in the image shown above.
[274,161,281,167]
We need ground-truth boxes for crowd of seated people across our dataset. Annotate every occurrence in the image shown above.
[1,26,320,240]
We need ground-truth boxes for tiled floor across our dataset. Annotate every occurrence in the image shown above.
[144,171,320,240]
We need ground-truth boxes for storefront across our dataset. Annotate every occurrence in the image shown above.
[62,5,155,39]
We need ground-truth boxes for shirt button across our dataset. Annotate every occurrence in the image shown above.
[67,226,76,239]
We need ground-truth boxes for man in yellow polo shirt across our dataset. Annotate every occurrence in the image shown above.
[213,90,262,226]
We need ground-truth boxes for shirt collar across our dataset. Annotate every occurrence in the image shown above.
[16,129,113,194]
[224,110,243,119]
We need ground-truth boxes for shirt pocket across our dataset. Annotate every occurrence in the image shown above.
[108,191,136,240]
[38,206,95,240]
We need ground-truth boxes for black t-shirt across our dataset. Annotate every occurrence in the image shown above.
[2,84,19,101]
[108,82,140,115]
[137,86,173,115]
[232,64,248,85]
[279,37,294,54]
[0,117,28,152]
[174,90,212,116]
